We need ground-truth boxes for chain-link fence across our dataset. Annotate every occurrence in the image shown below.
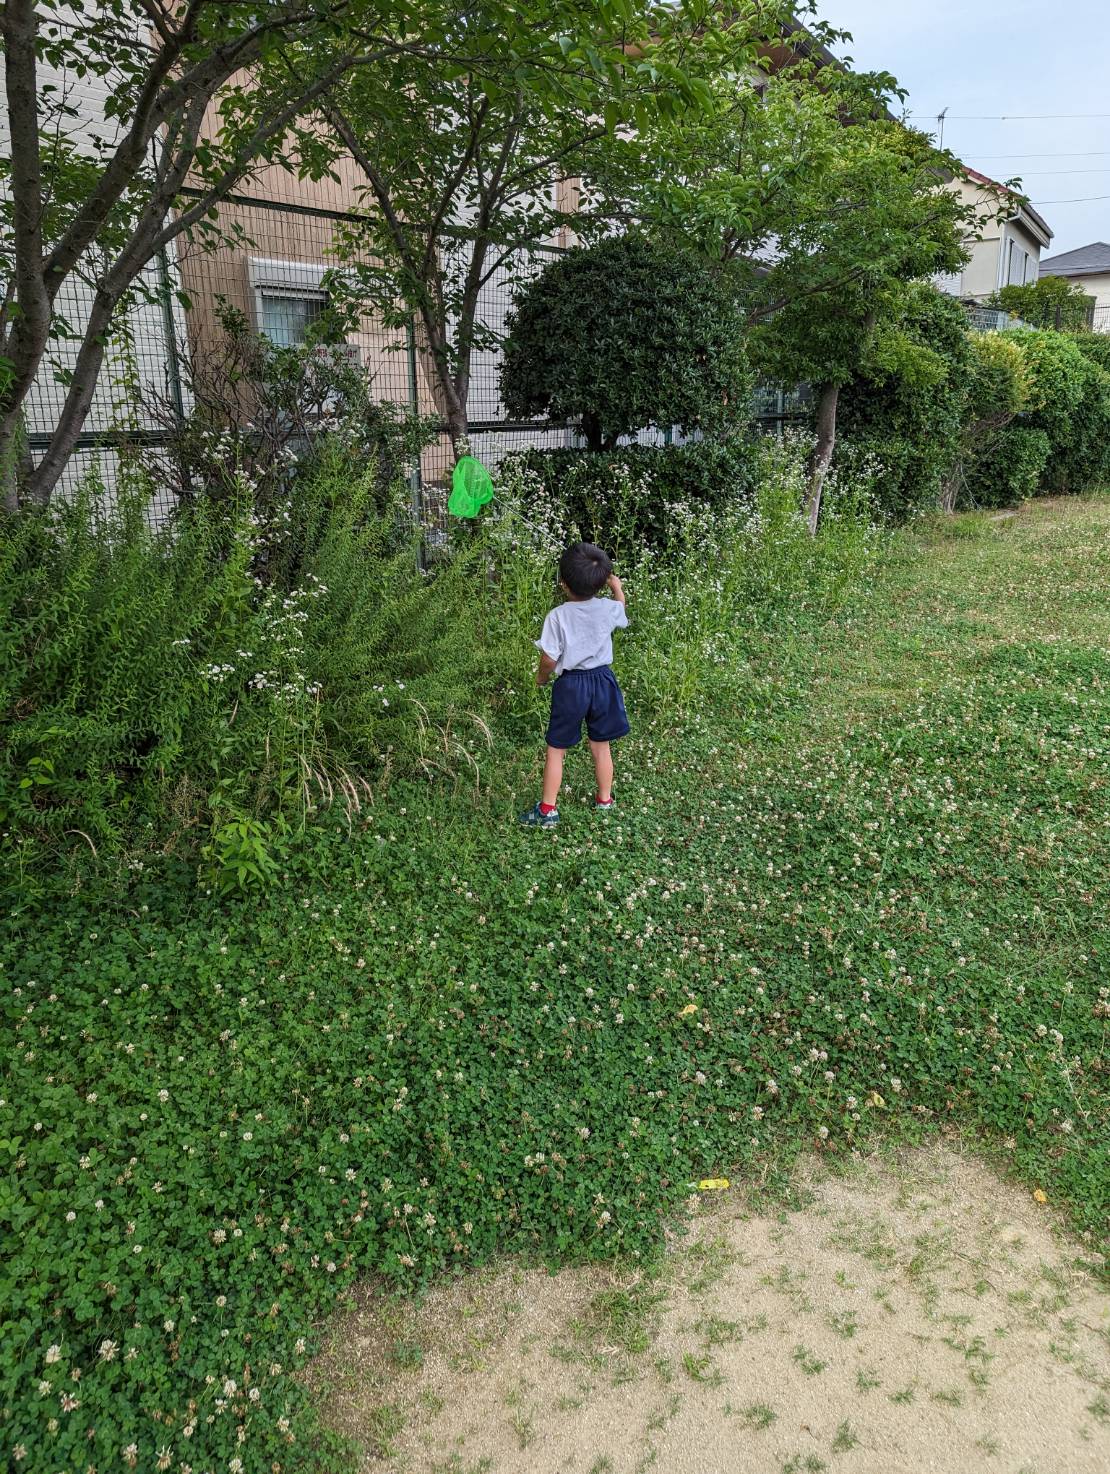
[21,192,807,523]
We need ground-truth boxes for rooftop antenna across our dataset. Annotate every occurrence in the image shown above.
[937,107,949,150]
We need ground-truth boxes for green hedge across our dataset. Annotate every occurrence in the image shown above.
[837,284,973,519]
[965,425,1052,508]
[998,328,1110,495]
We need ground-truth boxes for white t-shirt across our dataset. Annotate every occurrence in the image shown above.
[536,596,629,676]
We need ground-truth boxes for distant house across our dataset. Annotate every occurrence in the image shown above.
[936,168,1054,302]
[1038,242,1110,321]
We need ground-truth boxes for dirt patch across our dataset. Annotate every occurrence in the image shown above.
[311,1144,1110,1473]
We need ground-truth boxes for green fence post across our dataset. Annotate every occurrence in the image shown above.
[405,316,425,570]
[157,245,186,429]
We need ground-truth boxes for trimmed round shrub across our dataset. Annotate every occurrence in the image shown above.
[495,438,758,552]
[500,236,752,451]
[964,332,1031,426]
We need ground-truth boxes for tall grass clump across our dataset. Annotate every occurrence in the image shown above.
[488,432,878,717]
[0,452,493,891]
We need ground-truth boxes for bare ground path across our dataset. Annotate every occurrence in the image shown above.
[312,1144,1109,1473]
[310,498,1110,1472]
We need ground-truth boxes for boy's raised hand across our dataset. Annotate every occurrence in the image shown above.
[607,572,625,602]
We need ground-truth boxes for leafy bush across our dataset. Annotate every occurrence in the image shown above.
[1000,327,1110,493]
[836,283,973,518]
[964,331,1032,425]
[495,438,759,553]
[500,236,752,450]
[1000,327,1085,442]
[989,274,1094,330]
[1,426,875,889]
[949,332,1033,509]
[964,425,1051,508]
[144,305,439,521]
[0,453,497,886]
[1069,330,1110,373]
[1046,356,1110,493]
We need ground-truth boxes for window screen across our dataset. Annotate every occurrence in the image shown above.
[258,290,326,347]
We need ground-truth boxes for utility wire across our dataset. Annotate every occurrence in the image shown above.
[1032,193,1110,204]
[907,111,1110,120]
[976,150,1110,159]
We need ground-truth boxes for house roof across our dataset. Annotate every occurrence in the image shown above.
[1039,241,1110,278]
[961,167,1053,246]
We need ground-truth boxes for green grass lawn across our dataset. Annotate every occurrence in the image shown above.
[3,495,1108,1472]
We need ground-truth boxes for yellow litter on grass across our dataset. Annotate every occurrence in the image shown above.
[697,1178,730,1191]
[679,1003,698,1017]
[1033,1189,1048,1204]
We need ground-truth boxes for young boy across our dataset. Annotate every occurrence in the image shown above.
[519,541,630,829]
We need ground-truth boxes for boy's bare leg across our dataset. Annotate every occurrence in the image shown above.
[542,746,565,807]
[590,740,614,803]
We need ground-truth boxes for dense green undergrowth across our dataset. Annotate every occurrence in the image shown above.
[2,497,1108,1473]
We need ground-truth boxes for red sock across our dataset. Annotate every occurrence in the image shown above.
[596,795,613,805]
[539,801,557,815]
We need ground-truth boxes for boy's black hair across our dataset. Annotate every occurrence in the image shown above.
[559,541,612,598]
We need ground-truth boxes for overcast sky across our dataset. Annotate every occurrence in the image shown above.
[823,0,1110,259]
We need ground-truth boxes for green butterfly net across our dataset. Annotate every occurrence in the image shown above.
[448,456,495,519]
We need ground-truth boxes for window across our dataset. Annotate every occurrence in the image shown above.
[249,258,333,345]
[258,289,327,347]
[1007,239,1030,287]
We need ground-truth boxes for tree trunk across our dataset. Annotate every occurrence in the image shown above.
[940,466,960,514]
[1,408,27,513]
[1,0,55,508]
[444,398,470,461]
[22,288,115,506]
[581,412,604,454]
[803,381,839,537]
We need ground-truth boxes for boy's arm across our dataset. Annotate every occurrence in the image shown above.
[607,573,625,606]
[535,650,558,687]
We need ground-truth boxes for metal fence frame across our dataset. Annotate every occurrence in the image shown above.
[20,190,815,520]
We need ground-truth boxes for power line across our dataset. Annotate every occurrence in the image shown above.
[977,150,1110,160]
[1010,167,1110,175]
[1032,193,1110,204]
[907,111,1110,120]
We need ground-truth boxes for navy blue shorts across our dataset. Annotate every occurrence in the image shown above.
[546,665,630,749]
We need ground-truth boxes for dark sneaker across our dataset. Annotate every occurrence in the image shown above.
[519,802,559,829]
